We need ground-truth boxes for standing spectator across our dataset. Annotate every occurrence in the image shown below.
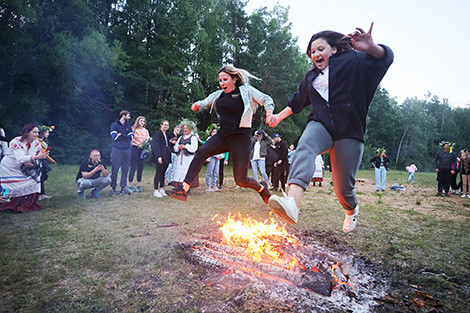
[109,110,134,196]
[459,150,470,198]
[76,149,111,198]
[250,129,271,186]
[204,127,223,191]
[265,139,277,187]
[150,120,172,198]
[165,126,181,186]
[450,155,461,195]
[370,148,389,192]
[286,144,296,181]
[435,141,457,196]
[37,125,57,200]
[128,116,150,192]
[406,161,418,184]
[218,152,229,190]
[166,65,274,203]
[0,127,8,160]
[271,133,288,192]
[171,119,199,188]
[267,24,393,232]
[311,154,324,186]
[0,124,49,212]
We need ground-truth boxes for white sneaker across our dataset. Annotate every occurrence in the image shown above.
[159,189,168,197]
[467,194,470,199]
[268,195,299,224]
[153,190,162,198]
[343,206,359,233]
[461,194,467,198]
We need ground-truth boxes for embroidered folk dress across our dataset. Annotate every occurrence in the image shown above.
[172,133,199,187]
[0,136,42,212]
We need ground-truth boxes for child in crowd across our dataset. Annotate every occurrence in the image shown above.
[406,161,417,184]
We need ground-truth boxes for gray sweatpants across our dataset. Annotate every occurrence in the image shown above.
[288,121,364,214]
[77,176,112,193]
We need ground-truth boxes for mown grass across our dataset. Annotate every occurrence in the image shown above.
[0,165,469,312]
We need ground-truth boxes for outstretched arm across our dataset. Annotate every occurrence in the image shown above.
[348,22,384,58]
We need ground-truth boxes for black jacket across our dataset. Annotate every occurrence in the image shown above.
[370,156,390,170]
[150,130,172,164]
[287,45,393,142]
[265,144,278,166]
[275,140,288,163]
[434,150,457,170]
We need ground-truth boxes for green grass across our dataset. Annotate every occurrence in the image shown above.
[0,166,469,312]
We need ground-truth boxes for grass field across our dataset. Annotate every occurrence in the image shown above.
[1,165,469,312]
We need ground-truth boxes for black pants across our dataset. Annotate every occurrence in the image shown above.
[154,161,170,189]
[272,161,288,191]
[450,171,460,191]
[184,132,261,191]
[129,145,145,183]
[437,168,452,193]
[218,158,225,188]
[111,147,130,189]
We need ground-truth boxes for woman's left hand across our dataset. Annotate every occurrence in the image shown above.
[349,23,384,58]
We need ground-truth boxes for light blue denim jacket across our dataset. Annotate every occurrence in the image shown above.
[195,84,275,128]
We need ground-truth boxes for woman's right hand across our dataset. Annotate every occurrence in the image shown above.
[266,114,281,127]
[36,151,49,160]
[191,102,201,111]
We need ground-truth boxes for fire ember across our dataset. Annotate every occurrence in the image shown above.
[176,213,389,311]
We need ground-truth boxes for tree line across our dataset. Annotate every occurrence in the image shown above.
[1,0,469,171]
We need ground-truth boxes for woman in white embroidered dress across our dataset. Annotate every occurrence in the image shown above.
[172,120,199,187]
[0,124,49,212]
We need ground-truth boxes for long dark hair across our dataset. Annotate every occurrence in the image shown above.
[306,30,354,58]
[20,124,38,141]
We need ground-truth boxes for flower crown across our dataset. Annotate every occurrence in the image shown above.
[179,118,197,132]
[376,147,386,154]
[439,141,455,148]
[38,125,55,133]
[205,123,219,135]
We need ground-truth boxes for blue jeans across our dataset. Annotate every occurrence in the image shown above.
[251,159,269,183]
[111,147,131,189]
[206,157,220,188]
[165,153,177,183]
[375,166,387,191]
[408,172,415,182]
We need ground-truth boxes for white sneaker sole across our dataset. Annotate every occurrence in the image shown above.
[268,195,298,224]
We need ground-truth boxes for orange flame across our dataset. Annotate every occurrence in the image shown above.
[217,213,299,264]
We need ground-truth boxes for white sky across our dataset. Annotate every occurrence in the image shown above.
[245,0,470,107]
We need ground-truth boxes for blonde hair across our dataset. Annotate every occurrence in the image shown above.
[219,65,260,86]
[133,116,146,129]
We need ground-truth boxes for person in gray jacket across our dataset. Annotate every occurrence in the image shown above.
[250,129,272,187]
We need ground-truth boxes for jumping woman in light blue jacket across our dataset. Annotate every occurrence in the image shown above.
[167,65,274,204]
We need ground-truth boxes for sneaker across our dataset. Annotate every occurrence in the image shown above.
[205,187,214,192]
[467,194,470,199]
[77,191,86,199]
[109,189,116,197]
[159,189,167,197]
[128,186,136,192]
[38,195,52,200]
[213,186,220,191]
[153,190,162,198]
[343,206,359,233]
[136,186,142,192]
[435,192,441,196]
[268,195,299,224]
[259,181,272,204]
[166,186,188,202]
[461,194,466,198]
[91,189,100,198]
[120,188,131,195]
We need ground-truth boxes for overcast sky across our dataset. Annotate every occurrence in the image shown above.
[245,0,470,107]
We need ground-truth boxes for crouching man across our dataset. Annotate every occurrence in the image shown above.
[76,149,111,198]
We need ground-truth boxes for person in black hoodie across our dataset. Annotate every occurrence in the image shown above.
[267,23,393,233]
[435,142,457,196]
[109,110,134,196]
[271,133,288,192]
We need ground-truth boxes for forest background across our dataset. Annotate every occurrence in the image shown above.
[1,0,469,171]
